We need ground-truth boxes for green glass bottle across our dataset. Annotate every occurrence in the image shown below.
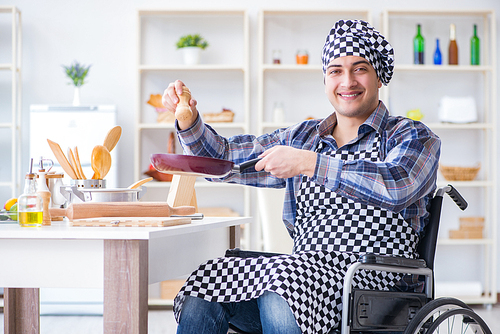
[413,24,425,64]
[470,24,480,65]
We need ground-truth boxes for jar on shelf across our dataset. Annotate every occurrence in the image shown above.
[272,50,281,64]
[273,102,285,123]
[296,50,309,64]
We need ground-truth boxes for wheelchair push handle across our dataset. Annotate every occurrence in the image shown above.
[437,184,468,211]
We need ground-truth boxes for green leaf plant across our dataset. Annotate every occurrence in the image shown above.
[63,61,91,87]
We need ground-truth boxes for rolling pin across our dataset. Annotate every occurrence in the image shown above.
[50,202,196,220]
[175,86,193,121]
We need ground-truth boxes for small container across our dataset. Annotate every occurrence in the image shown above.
[296,50,309,64]
[68,187,147,203]
[18,161,43,227]
[273,102,285,123]
[272,50,281,64]
[59,179,107,204]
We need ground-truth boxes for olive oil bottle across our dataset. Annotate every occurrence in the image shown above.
[18,159,43,227]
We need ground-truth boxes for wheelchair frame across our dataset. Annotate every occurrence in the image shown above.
[227,185,492,334]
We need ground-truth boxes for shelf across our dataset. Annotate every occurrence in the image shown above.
[138,9,246,16]
[0,63,13,70]
[138,122,247,130]
[139,64,246,72]
[395,65,493,72]
[437,238,493,246]
[383,8,497,305]
[146,180,249,189]
[262,64,322,71]
[0,181,15,188]
[0,7,21,199]
[0,122,14,128]
[384,9,494,16]
[148,298,173,307]
[427,123,494,130]
[436,180,494,188]
[136,8,252,226]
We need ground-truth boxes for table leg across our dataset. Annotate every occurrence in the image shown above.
[103,240,148,333]
[229,225,241,249]
[4,288,40,334]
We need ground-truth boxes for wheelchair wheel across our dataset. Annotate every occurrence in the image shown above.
[423,307,492,334]
[403,297,470,333]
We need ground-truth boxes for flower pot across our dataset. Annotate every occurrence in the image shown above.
[73,87,81,106]
[181,47,202,65]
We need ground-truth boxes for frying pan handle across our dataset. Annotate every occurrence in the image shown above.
[236,158,262,173]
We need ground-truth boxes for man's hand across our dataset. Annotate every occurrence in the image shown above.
[162,80,199,130]
[255,146,317,179]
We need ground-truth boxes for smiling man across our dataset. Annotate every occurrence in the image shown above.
[163,19,440,334]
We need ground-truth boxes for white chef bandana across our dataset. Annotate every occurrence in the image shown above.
[322,19,395,85]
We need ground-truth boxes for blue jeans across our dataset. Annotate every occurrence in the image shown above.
[176,291,302,334]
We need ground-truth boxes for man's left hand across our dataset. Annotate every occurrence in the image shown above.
[255,146,317,179]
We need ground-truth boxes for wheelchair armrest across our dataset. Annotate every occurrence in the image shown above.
[225,248,285,258]
[359,253,427,268]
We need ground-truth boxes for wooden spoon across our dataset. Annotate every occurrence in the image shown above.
[128,177,153,189]
[47,139,78,179]
[91,145,112,180]
[103,125,122,152]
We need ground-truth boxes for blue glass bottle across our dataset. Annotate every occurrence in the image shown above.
[433,38,442,65]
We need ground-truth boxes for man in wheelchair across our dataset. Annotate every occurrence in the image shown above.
[161,19,485,334]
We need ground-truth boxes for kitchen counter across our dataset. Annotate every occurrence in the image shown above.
[0,216,251,333]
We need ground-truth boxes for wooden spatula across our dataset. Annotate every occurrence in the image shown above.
[47,139,78,179]
[68,148,82,179]
[73,146,87,179]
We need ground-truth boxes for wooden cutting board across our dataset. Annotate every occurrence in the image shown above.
[70,216,191,227]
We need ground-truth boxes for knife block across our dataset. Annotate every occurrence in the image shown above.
[166,175,198,211]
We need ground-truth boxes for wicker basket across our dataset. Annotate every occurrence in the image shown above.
[439,163,480,181]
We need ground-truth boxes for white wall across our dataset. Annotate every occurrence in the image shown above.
[6,0,500,288]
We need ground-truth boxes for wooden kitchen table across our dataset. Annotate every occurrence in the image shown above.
[0,216,250,333]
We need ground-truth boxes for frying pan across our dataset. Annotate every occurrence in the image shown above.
[150,153,261,178]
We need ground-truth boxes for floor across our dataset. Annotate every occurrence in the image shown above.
[0,305,499,333]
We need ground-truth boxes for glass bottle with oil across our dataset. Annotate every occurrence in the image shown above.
[18,159,43,227]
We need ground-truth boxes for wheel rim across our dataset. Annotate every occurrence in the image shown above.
[425,308,491,334]
[410,304,465,333]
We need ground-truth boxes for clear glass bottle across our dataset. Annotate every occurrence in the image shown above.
[413,24,425,65]
[470,24,480,65]
[18,160,43,227]
[433,38,442,65]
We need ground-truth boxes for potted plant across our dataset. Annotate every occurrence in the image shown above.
[62,61,91,106]
[176,34,209,65]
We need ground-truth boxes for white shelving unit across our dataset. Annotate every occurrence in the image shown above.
[135,9,251,218]
[0,6,22,199]
[255,10,371,251]
[257,9,371,135]
[382,9,497,305]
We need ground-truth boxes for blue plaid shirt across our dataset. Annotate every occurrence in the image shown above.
[177,101,440,235]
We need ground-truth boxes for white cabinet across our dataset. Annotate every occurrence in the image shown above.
[135,9,251,220]
[382,9,497,304]
[257,9,371,134]
[0,6,21,199]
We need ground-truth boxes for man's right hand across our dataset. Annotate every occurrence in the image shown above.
[162,80,199,130]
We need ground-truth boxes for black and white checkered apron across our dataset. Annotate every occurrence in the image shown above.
[174,134,419,334]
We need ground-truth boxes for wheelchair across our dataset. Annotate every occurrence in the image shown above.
[226,185,493,334]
